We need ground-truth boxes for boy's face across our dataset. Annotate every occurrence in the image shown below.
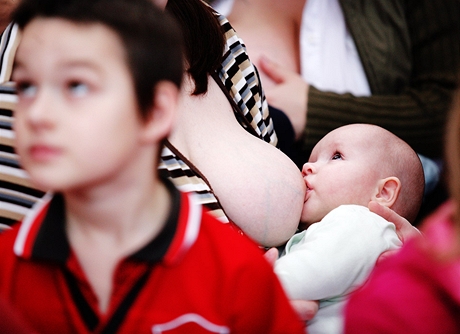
[13,18,147,192]
[300,126,382,225]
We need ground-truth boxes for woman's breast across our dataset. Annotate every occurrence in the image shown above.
[169,77,305,247]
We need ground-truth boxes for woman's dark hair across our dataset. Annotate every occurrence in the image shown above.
[12,0,184,119]
[166,0,225,95]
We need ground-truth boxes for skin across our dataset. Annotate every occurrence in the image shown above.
[9,2,420,322]
[13,18,178,313]
[300,124,399,225]
[266,124,417,321]
[151,0,168,8]
[222,0,421,313]
[226,0,304,90]
[149,0,306,247]
[259,56,308,139]
[169,53,306,248]
[13,20,150,193]
[214,0,307,136]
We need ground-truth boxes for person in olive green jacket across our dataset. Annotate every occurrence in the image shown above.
[209,0,460,221]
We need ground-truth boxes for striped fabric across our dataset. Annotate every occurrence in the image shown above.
[216,15,276,145]
[1,15,277,227]
[159,143,228,222]
[159,15,277,223]
[0,23,46,229]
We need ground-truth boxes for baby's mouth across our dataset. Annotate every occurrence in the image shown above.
[304,179,314,201]
[304,186,312,202]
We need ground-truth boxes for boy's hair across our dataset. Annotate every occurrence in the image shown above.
[12,0,184,120]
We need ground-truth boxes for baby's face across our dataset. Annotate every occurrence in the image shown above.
[300,125,383,225]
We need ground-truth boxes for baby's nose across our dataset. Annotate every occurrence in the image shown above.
[302,162,315,176]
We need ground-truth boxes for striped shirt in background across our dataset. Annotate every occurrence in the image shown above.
[1,23,46,229]
[1,14,277,229]
[159,14,277,224]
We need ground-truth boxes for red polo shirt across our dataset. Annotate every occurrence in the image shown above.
[0,180,304,333]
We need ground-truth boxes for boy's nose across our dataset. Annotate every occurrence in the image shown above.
[25,90,54,127]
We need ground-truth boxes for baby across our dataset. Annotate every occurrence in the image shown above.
[275,123,425,333]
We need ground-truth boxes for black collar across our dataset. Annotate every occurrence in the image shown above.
[30,177,181,264]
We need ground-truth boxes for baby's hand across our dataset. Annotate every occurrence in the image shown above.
[264,247,279,266]
[290,300,319,322]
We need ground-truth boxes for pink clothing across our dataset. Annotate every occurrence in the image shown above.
[344,201,460,333]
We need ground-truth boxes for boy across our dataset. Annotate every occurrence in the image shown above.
[274,123,425,333]
[0,0,305,332]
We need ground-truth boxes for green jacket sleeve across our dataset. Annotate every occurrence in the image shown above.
[301,0,460,159]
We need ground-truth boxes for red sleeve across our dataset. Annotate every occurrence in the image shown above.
[0,297,36,334]
[225,243,305,334]
[196,210,305,333]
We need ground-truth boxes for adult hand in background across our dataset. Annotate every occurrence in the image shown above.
[368,201,421,243]
[369,200,422,264]
[264,247,319,321]
[259,56,308,140]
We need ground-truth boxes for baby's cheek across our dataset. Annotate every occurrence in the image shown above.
[300,199,326,225]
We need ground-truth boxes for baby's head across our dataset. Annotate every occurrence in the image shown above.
[301,124,424,225]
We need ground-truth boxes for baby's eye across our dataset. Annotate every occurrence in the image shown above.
[332,152,343,160]
[16,82,37,98]
[67,81,89,97]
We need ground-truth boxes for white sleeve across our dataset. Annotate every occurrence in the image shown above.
[274,205,402,301]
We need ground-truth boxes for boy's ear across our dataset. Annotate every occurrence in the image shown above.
[140,81,179,143]
[372,177,401,209]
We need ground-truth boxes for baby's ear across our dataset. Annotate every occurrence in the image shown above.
[372,177,401,208]
[140,81,179,143]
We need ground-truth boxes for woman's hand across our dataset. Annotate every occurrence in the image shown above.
[369,201,422,264]
[368,201,421,243]
[259,56,308,140]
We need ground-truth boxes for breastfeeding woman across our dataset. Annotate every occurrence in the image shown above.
[159,0,418,251]
[160,3,420,320]
[161,0,305,248]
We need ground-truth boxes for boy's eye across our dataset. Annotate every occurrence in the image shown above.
[67,81,89,97]
[332,152,343,160]
[16,82,37,98]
